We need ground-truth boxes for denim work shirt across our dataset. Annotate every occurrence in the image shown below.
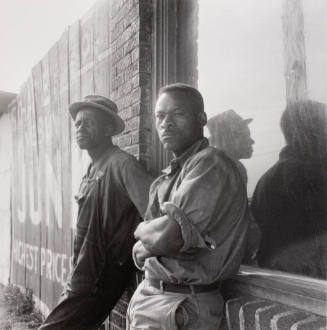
[67,145,153,296]
[143,138,249,285]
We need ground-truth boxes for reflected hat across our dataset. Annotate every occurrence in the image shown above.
[207,109,252,133]
[68,95,125,135]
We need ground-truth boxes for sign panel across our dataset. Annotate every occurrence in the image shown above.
[10,1,111,310]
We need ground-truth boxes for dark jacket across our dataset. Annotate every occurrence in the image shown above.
[252,101,327,279]
[40,146,153,330]
[252,145,327,279]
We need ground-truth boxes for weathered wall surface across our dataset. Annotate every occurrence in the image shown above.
[0,112,12,285]
[9,0,152,314]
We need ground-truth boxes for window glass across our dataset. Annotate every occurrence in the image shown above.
[199,0,327,279]
[304,1,327,103]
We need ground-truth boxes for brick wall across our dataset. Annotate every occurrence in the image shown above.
[220,271,327,330]
[111,0,152,168]
[221,296,326,330]
[108,0,152,328]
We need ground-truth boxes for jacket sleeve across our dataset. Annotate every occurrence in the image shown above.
[118,156,153,218]
[168,151,247,251]
[137,151,248,254]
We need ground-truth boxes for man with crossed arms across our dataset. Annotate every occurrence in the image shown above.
[127,83,249,329]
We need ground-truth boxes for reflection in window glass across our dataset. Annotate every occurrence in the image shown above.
[199,0,285,196]
[304,0,327,103]
[198,0,327,279]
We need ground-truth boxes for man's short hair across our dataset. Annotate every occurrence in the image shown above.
[281,100,327,148]
[159,83,204,114]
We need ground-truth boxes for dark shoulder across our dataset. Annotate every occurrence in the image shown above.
[102,147,148,191]
[256,159,305,190]
[252,162,281,201]
[253,159,311,202]
[104,146,139,168]
[255,162,279,186]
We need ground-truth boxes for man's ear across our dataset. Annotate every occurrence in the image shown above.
[197,112,207,127]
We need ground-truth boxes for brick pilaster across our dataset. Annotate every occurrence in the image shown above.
[111,0,152,169]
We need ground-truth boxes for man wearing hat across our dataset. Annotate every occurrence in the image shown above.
[207,110,260,265]
[207,109,254,183]
[40,95,153,329]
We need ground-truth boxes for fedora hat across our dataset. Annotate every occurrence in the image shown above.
[69,95,125,135]
[207,109,252,132]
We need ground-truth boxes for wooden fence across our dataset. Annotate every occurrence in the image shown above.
[9,0,114,312]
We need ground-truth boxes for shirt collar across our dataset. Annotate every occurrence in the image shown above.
[86,144,118,177]
[162,137,209,175]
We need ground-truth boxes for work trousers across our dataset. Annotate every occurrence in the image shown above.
[127,279,224,330]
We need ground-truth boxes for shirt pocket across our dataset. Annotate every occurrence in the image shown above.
[74,177,99,206]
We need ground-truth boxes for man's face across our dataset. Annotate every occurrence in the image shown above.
[232,124,254,159]
[155,91,202,156]
[74,108,108,150]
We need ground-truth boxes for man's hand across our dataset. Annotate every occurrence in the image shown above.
[134,216,183,255]
[132,240,152,269]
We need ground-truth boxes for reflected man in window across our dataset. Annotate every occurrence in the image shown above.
[251,100,327,279]
[207,109,254,183]
[207,110,259,264]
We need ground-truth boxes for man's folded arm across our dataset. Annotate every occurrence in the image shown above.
[132,240,153,270]
[135,152,246,255]
[134,215,184,255]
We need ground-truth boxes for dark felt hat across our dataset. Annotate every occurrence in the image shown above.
[207,109,252,133]
[68,95,125,135]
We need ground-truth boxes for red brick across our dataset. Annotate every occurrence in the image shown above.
[131,47,139,63]
[112,47,124,65]
[112,72,125,90]
[124,144,139,157]
[123,35,139,56]
[131,102,140,116]
[115,0,134,23]
[131,75,139,89]
[116,133,132,148]
[123,80,133,96]
[123,7,139,29]
[131,131,139,144]
[124,61,139,81]
[125,116,140,132]
[130,87,141,105]
[119,107,132,120]
[115,80,131,99]
[116,54,132,73]
[115,97,126,111]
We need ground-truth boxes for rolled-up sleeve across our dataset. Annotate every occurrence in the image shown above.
[167,151,246,252]
[162,202,216,252]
